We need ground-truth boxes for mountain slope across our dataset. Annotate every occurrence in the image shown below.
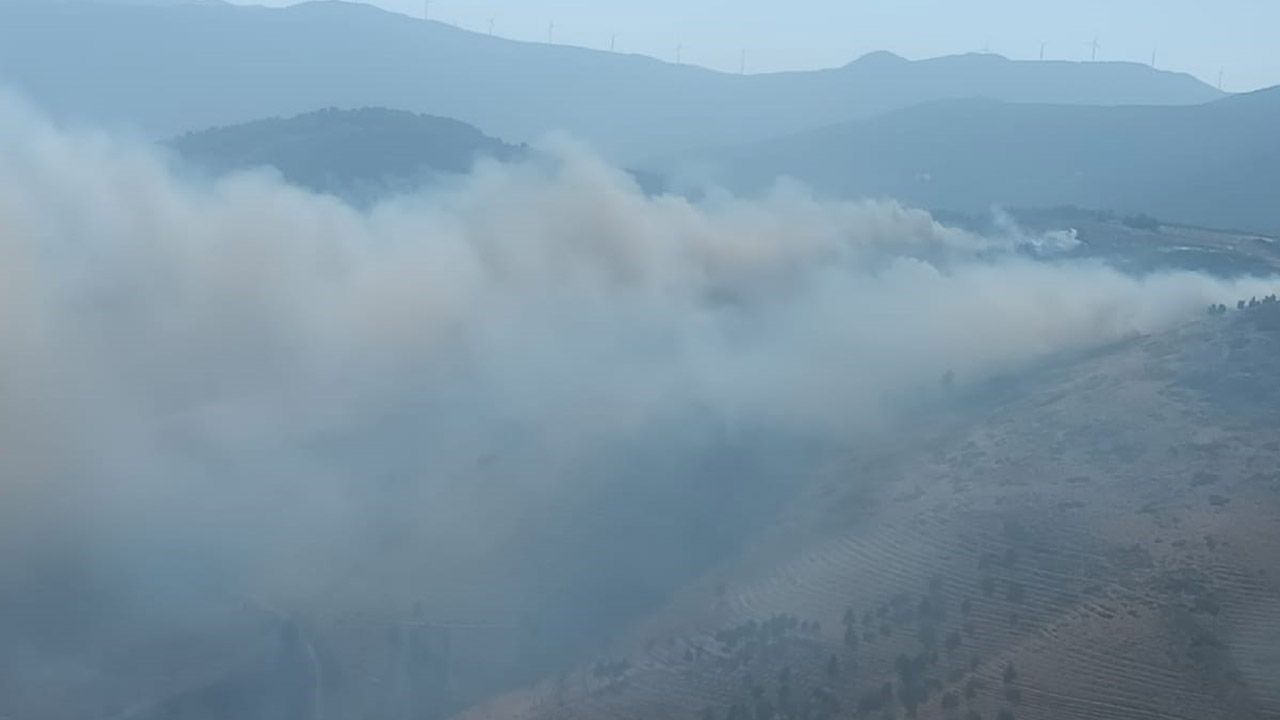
[455,299,1280,720]
[0,1,1222,161]
[683,86,1280,235]
[170,107,524,201]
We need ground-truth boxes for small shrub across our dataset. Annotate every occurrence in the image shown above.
[1005,582,1026,604]
[946,630,962,653]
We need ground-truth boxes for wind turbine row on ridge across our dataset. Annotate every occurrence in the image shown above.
[1087,37,1101,61]
[418,12,1185,79]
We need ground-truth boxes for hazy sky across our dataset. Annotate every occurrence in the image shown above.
[228,0,1280,91]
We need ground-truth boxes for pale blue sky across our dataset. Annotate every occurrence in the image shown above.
[232,0,1280,91]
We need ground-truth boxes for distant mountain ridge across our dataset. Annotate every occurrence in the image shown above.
[2,0,227,5]
[0,0,1222,161]
[171,107,524,202]
[680,85,1280,235]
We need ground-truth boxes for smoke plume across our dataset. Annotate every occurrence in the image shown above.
[0,97,1272,717]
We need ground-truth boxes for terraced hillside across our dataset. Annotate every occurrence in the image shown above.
[456,301,1280,720]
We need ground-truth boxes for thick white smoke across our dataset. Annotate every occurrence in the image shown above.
[0,97,1273,716]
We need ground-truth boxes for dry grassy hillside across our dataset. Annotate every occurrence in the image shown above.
[457,302,1280,720]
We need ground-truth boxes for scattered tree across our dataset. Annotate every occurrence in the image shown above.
[845,623,861,649]
[918,597,935,621]
[929,574,945,596]
[857,690,885,714]
[920,624,938,652]
[945,630,962,653]
[1004,582,1025,604]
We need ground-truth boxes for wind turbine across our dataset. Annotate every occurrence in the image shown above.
[1086,37,1100,61]
[1218,67,1225,90]
[422,0,430,21]
[547,20,555,44]
[740,48,747,75]
[676,43,683,64]
[488,16,495,35]
[1150,48,1157,68]
[1039,41,1047,61]
[610,33,617,52]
